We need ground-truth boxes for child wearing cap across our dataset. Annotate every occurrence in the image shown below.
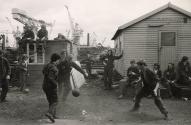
[130,60,169,120]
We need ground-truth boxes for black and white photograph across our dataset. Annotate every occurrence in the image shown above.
[0,0,191,124]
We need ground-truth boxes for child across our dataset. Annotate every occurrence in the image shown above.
[42,53,61,123]
[118,60,140,99]
[131,60,169,120]
[153,63,162,79]
[162,63,176,97]
[18,54,28,91]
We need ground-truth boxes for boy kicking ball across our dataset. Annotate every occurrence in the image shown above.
[130,60,169,120]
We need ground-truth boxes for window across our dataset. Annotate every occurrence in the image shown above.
[27,43,45,64]
[37,44,44,63]
[29,43,35,63]
[161,32,176,46]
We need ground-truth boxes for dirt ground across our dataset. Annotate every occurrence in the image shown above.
[0,78,191,125]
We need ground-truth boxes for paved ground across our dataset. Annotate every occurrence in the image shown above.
[0,78,191,125]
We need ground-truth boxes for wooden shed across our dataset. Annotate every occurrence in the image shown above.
[112,3,191,76]
[23,39,78,84]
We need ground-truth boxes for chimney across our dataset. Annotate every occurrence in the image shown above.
[87,33,90,46]
[1,35,5,50]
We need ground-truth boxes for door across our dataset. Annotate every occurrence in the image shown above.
[159,32,176,71]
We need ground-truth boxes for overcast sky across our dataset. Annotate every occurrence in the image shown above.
[0,0,191,47]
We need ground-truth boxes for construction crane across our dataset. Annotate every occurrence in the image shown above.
[91,32,97,47]
[101,37,107,45]
[5,17,15,32]
[64,5,74,38]
[5,17,22,42]
[64,5,83,45]
[11,8,54,38]
[90,33,106,47]
[95,37,107,51]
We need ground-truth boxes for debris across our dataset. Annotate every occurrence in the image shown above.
[182,97,188,101]
[23,88,30,93]
[82,110,88,116]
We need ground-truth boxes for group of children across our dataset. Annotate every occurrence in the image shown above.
[150,56,191,98]
[42,50,88,123]
[20,24,48,41]
[115,56,191,120]
[118,56,191,98]
[0,50,29,103]
[100,50,168,119]
[114,59,168,120]
[101,49,191,120]
[2,46,191,122]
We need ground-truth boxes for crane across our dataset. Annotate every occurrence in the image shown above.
[95,37,107,51]
[101,37,107,44]
[5,17,22,42]
[91,32,97,47]
[12,8,53,27]
[64,5,83,45]
[5,17,15,32]
[49,20,56,37]
[11,8,54,38]
[64,5,75,38]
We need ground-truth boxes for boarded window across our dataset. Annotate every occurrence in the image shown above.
[161,32,176,46]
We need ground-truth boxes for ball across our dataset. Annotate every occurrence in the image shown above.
[72,89,80,97]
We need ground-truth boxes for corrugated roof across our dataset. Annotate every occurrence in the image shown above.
[111,2,191,40]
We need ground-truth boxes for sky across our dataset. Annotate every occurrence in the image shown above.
[0,0,191,47]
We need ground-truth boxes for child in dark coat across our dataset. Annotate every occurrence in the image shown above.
[131,60,169,120]
[42,53,61,123]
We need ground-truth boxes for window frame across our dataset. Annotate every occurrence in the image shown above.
[160,32,176,46]
[27,43,45,65]
[159,31,177,48]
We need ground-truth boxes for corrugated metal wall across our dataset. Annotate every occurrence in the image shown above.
[123,27,158,72]
[177,23,191,61]
[115,8,191,76]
